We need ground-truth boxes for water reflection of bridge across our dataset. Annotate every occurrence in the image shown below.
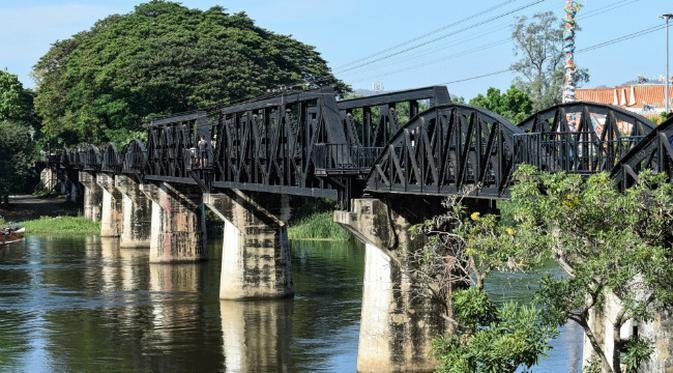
[49,86,673,371]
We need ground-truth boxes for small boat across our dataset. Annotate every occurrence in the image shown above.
[1,227,25,245]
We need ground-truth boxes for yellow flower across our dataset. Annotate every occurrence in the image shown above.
[505,227,516,236]
[470,212,480,221]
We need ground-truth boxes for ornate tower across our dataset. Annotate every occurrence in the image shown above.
[563,0,581,103]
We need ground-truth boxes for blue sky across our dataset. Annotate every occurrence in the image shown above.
[0,0,670,99]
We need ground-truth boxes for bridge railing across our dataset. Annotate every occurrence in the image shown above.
[313,143,383,176]
[514,131,645,174]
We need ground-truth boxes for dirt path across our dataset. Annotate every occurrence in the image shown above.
[0,195,79,222]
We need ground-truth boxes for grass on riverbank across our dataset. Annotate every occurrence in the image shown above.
[22,216,100,234]
[288,211,351,241]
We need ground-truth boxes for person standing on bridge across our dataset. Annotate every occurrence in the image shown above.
[197,135,209,168]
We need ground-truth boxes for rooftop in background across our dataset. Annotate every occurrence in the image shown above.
[576,83,673,117]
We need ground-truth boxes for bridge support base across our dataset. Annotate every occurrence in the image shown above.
[140,182,207,263]
[204,191,293,300]
[115,175,151,248]
[220,299,292,371]
[79,171,102,221]
[96,174,122,237]
[335,198,446,373]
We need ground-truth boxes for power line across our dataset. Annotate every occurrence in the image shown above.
[335,0,547,74]
[333,0,523,71]
[348,38,510,83]
[436,21,668,87]
[340,0,648,86]
[441,69,513,85]
[337,0,641,79]
[576,23,667,54]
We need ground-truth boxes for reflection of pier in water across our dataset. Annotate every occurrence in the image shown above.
[220,300,292,373]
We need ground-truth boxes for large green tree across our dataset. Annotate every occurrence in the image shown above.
[505,166,673,373]
[469,86,533,123]
[0,121,35,201]
[33,1,346,145]
[0,70,36,202]
[511,12,589,110]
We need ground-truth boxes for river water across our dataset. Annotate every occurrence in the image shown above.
[0,235,582,372]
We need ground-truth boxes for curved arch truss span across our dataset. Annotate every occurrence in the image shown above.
[365,104,521,198]
[515,102,655,174]
[612,117,673,189]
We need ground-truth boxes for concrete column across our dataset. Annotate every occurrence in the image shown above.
[335,198,446,373]
[79,171,102,221]
[140,182,207,263]
[96,174,122,237]
[583,293,673,373]
[220,300,292,372]
[114,175,152,248]
[204,191,293,300]
[68,180,79,203]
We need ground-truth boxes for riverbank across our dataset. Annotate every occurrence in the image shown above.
[288,211,351,241]
[0,195,79,222]
[22,216,100,234]
[0,195,97,234]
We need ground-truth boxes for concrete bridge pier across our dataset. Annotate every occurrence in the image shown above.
[67,179,80,203]
[96,174,123,237]
[140,182,207,263]
[114,175,151,248]
[335,198,447,373]
[78,171,102,221]
[204,191,293,300]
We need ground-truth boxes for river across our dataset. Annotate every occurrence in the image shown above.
[0,235,582,372]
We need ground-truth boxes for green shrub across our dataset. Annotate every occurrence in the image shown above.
[22,216,99,234]
[288,211,351,241]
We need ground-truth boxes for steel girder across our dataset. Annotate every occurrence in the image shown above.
[612,117,673,190]
[365,104,521,198]
[514,102,655,174]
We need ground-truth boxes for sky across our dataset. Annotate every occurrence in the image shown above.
[0,0,671,100]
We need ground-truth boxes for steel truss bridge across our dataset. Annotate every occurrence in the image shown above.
[52,86,671,207]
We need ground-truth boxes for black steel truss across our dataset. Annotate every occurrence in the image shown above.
[365,104,520,198]
[612,117,673,190]
[514,102,654,174]
[50,86,667,203]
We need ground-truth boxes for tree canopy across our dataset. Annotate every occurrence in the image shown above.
[505,166,673,372]
[0,70,36,199]
[0,70,34,125]
[469,86,533,123]
[511,12,589,110]
[33,0,346,145]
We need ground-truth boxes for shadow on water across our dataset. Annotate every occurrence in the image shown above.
[0,235,581,372]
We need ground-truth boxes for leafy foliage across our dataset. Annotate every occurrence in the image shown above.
[469,86,533,124]
[0,121,36,197]
[23,216,100,234]
[511,12,589,110]
[506,165,673,372]
[0,70,34,125]
[410,194,556,372]
[434,293,555,373]
[33,0,346,145]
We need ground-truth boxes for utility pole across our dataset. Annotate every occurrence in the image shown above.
[664,13,672,114]
[563,1,582,103]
